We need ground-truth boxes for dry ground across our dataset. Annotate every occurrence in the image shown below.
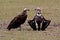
[0,0,60,40]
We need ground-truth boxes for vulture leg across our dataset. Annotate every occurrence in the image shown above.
[18,25,21,31]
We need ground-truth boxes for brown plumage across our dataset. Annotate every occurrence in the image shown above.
[7,8,29,30]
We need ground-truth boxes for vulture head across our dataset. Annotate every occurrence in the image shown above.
[35,7,42,16]
[22,8,30,15]
[23,8,29,12]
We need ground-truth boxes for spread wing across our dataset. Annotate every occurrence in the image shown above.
[41,20,51,31]
[28,20,37,30]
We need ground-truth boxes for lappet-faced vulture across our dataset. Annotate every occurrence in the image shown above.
[28,7,51,31]
[7,8,29,30]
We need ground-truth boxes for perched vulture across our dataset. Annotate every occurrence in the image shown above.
[28,7,51,31]
[7,8,29,30]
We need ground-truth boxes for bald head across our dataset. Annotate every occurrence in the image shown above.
[24,8,29,11]
[35,7,42,16]
[35,7,41,11]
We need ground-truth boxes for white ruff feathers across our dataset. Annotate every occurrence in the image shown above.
[37,14,42,16]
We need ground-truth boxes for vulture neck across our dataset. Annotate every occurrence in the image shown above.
[22,10,27,15]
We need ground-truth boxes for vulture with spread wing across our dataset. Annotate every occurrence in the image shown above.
[28,7,51,31]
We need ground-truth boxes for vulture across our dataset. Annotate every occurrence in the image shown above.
[28,7,51,31]
[28,7,43,31]
[7,8,29,30]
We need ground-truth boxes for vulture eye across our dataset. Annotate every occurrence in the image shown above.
[38,13,40,14]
